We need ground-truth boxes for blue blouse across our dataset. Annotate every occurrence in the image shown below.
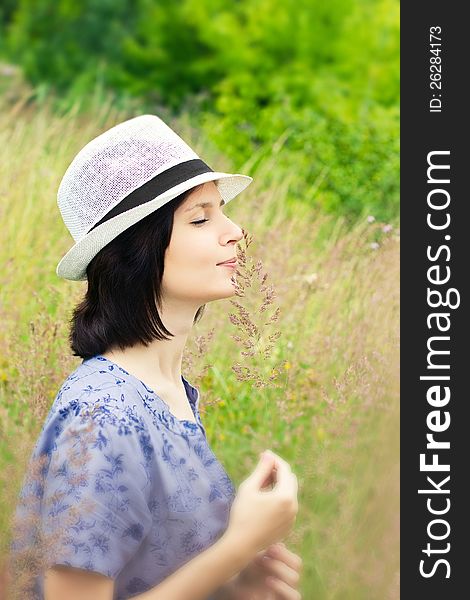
[11,354,236,600]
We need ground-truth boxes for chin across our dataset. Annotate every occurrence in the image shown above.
[206,283,238,302]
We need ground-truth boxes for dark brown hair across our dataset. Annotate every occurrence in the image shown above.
[69,184,205,360]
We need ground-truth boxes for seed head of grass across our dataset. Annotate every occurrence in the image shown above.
[6,413,103,599]
[226,229,285,390]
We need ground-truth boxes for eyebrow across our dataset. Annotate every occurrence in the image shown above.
[184,198,225,213]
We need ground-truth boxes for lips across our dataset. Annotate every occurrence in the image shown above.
[217,258,237,265]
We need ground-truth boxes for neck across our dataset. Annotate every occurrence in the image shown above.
[104,298,202,387]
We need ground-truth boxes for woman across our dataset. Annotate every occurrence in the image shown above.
[11,114,302,600]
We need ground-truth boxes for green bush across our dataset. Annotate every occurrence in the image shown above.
[0,0,399,221]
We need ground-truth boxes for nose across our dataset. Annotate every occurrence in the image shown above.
[230,223,244,245]
[222,215,244,244]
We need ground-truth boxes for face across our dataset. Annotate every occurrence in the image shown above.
[161,181,244,305]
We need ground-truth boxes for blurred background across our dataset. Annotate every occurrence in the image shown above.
[0,1,399,598]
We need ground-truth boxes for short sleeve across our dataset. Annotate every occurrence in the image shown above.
[14,401,153,582]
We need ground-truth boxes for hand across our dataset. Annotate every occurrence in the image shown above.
[226,450,299,556]
[231,541,303,599]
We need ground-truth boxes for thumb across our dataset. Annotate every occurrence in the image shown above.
[246,452,276,489]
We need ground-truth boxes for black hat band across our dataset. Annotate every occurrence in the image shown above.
[88,158,213,232]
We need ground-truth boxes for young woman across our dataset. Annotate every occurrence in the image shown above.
[11,115,301,600]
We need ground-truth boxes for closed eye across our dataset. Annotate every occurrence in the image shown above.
[191,219,209,226]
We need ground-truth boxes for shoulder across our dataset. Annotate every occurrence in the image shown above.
[13,361,158,582]
[37,361,156,463]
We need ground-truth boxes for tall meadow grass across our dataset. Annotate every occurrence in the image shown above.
[0,90,399,599]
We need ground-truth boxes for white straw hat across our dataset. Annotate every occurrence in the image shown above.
[56,114,253,281]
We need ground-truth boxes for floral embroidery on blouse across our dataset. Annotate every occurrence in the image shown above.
[10,355,236,600]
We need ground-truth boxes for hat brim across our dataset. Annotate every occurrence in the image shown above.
[56,171,252,281]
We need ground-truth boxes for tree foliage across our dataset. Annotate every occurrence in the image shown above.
[0,0,399,221]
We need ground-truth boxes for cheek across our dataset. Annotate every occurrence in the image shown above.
[163,242,216,286]
[168,228,216,264]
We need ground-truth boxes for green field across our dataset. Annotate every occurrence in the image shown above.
[0,2,399,596]
[0,90,398,598]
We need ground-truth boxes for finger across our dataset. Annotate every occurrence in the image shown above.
[249,452,278,487]
[253,544,280,567]
[260,465,277,490]
[257,541,286,559]
[271,459,296,495]
[261,451,299,501]
[265,544,303,573]
[265,575,302,600]
[264,450,292,473]
[258,556,301,589]
[253,548,268,562]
